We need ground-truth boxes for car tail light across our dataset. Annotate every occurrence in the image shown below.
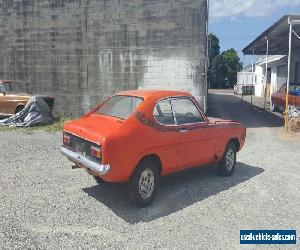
[91,146,102,159]
[63,133,70,146]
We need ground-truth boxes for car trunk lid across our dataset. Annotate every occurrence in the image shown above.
[64,114,124,144]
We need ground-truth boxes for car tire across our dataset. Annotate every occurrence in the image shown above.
[15,105,24,114]
[269,101,278,112]
[218,141,237,176]
[128,159,160,207]
[93,176,105,184]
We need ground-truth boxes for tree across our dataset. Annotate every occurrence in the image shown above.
[221,48,243,88]
[208,33,243,89]
[210,54,226,89]
[207,33,220,88]
[208,33,220,64]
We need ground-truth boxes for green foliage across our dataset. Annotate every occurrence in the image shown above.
[0,117,71,132]
[208,33,220,63]
[208,34,242,89]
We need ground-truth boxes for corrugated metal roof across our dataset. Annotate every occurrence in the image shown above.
[255,55,286,65]
[243,15,300,55]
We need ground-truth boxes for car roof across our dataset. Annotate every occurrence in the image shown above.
[115,89,192,100]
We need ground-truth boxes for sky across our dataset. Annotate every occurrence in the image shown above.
[209,0,300,64]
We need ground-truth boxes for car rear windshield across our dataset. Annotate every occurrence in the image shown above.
[95,95,143,120]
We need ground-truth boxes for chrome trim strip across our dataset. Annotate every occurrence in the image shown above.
[63,131,100,145]
[0,112,14,116]
[59,146,110,176]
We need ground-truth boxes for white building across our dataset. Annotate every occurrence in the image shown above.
[252,54,300,98]
[243,15,300,100]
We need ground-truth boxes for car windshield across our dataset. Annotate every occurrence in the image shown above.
[3,82,24,92]
[95,95,143,120]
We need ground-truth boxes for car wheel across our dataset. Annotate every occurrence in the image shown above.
[128,159,160,207]
[218,142,237,176]
[269,101,277,112]
[15,105,24,114]
[93,176,105,184]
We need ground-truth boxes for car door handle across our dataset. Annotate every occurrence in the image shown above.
[179,128,189,134]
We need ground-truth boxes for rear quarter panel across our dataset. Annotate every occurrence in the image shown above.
[213,124,246,161]
[102,116,178,183]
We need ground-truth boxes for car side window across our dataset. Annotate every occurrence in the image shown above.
[0,84,5,93]
[171,98,205,125]
[153,99,175,125]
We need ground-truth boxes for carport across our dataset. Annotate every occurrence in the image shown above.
[243,15,300,130]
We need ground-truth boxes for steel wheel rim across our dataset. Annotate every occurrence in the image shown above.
[138,168,155,200]
[225,148,235,170]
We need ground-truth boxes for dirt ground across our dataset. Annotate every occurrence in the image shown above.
[0,90,299,249]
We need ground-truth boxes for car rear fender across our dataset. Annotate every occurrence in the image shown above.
[214,126,245,160]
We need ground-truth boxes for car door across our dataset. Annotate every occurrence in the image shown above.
[152,98,179,173]
[171,97,215,169]
[273,84,286,107]
[280,84,296,107]
[271,91,281,107]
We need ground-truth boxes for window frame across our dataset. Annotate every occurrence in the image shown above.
[153,96,206,126]
[153,98,176,126]
[0,84,6,93]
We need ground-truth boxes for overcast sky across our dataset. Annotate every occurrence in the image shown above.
[209,0,300,64]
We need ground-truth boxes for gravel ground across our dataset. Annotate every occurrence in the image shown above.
[0,91,299,249]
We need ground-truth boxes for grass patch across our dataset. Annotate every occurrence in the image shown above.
[0,117,72,133]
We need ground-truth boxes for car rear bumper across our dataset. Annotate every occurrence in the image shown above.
[59,146,110,176]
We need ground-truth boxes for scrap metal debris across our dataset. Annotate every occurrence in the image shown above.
[289,105,300,118]
[288,106,300,133]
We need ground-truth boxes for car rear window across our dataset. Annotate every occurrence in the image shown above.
[95,95,143,120]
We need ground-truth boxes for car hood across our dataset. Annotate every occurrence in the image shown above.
[64,114,125,144]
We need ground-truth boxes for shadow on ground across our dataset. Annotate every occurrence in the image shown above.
[83,162,264,224]
[207,93,284,128]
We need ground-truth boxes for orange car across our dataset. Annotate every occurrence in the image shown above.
[270,83,300,112]
[0,80,54,117]
[60,90,246,207]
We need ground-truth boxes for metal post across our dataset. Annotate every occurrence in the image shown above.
[242,54,245,100]
[263,37,269,110]
[251,49,255,104]
[285,20,292,130]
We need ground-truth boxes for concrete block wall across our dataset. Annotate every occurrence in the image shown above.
[0,0,208,116]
